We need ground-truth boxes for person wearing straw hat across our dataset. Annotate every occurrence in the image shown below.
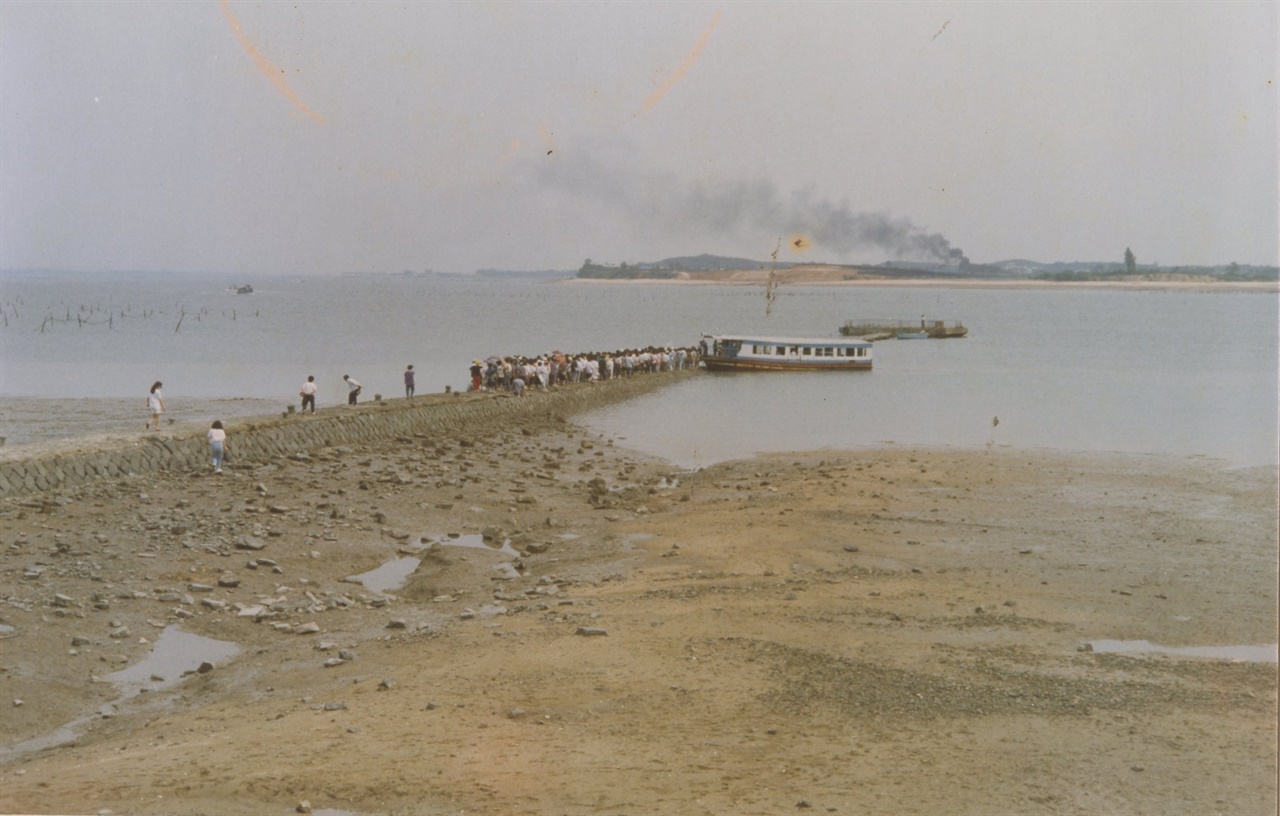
[469,360,483,392]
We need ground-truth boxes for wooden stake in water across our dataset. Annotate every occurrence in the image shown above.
[764,238,781,318]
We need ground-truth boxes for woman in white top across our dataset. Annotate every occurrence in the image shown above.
[146,382,165,430]
[207,420,226,473]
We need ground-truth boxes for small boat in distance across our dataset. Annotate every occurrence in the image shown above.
[700,334,872,371]
[840,318,967,339]
[925,320,967,338]
[226,284,254,295]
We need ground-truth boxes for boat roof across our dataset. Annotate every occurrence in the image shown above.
[704,334,871,346]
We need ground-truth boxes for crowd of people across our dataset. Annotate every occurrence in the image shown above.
[467,346,700,395]
[152,348,698,474]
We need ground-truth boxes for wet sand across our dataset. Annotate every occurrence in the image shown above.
[0,396,284,450]
[0,402,1275,815]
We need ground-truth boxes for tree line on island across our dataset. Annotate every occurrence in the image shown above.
[576,251,1278,283]
[578,254,773,279]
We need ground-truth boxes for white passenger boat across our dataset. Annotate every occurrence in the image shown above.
[700,334,872,371]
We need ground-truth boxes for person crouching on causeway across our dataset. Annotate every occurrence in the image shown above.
[207,420,226,474]
[343,374,361,405]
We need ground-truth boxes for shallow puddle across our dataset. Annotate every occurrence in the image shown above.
[1089,639,1278,663]
[347,534,523,590]
[107,625,241,694]
[421,532,520,557]
[348,556,421,593]
[430,534,521,580]
[1,712,98,757]
[3,626,239,758]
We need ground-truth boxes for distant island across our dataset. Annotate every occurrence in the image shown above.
[398,268,572,280]
[575,254,1279,284]
[578,254,773,279]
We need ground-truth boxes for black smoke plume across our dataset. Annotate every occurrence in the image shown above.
[530,149,968,265]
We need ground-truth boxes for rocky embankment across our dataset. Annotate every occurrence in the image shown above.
[0,371,694,498]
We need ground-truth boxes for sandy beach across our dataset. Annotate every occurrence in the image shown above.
[0,383,1274,815]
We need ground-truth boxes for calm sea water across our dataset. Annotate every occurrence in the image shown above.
[1,272,1276,467]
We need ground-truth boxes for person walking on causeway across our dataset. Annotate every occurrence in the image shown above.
[207,420,226,474]
[145,382,165,430]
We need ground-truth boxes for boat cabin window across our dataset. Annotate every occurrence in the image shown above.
[776,346,785,355]
[802,347,811,356]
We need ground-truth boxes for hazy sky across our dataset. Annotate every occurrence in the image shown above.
[2,1,1276,274]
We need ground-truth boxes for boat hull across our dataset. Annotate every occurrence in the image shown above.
[703,356,871,372]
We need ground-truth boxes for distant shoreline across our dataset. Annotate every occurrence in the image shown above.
[5,270,1275,292]
[558,276,1279,292]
